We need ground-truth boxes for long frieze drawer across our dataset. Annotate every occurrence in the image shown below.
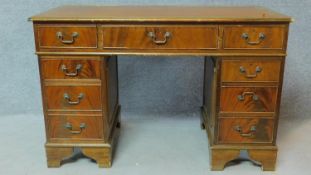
[37,25,98,49]
[40,58,101,79]
[220,86,278,112]
[221,58,282,82]
[47,116,103,139]
[218,118,274,144]
[101,25,219,49]
[44,86,102,111]
[223,25,285,49]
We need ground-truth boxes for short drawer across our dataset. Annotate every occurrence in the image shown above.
[40,58,101,79]
[218,118,274,143]
[47,116,103,139]
[37,25,98,49]
[220,86,278,112]
[44,86,101,111]
[101,25,219,49]
[223,25,285,49]
[221,58,282,82]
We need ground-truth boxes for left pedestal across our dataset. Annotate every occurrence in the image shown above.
[38,55,120,168]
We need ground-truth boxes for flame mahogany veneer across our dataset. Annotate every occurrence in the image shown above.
[30,5,292,171]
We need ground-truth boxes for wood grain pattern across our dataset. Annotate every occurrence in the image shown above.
[221,58,281,82]
[30,6,292,22]
[44,86,102,111]
[45,147,74,167]
[218,118,274,143]
[47,116,103,140]
[223,25,285,49]
[102,26,219,49]
[40,58,101,79]
[248,149,277,171]
[82,147,112,168]
[30,5,292,171]
[38,25,97,49]
[220,86,278,112]
[210,148,240,170]
[210,146,277,171]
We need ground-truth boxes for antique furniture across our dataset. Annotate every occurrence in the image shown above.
[30,6,292,171]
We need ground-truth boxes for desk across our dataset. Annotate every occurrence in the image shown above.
[30,6,292,171]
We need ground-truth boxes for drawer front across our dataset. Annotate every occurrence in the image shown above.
[48,116,103,139]
[37,25,98,49]
[223,25,285,49]
[221,59,281,82]
[44,86,101,111]
[218,118,274,143]
[102,26,219,49]
[220,87,278,112]
[40,58,101,79]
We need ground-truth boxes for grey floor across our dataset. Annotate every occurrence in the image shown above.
[1,112,310,175]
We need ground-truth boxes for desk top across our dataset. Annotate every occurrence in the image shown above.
[30,5,292,23]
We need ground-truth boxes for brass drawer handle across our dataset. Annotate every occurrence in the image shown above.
[234,125,256,137]
[239,66,262,78]
[64,122,86,134]
[56,31,79,44]
[63,93,84,105]
[61,64,82,77]
[237,91,259,101]
[147,31,171,45]
[241,32,265,45]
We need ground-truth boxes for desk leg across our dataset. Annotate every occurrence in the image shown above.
[210,148,240,171]
[210,146,277,171]
[46,147,74,168]
[248,149,277,171]
[82,147,112,168]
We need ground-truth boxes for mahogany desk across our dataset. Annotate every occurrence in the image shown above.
[30,6,292,171]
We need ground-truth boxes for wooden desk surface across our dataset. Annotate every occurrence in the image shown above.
[30,5,292,22]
